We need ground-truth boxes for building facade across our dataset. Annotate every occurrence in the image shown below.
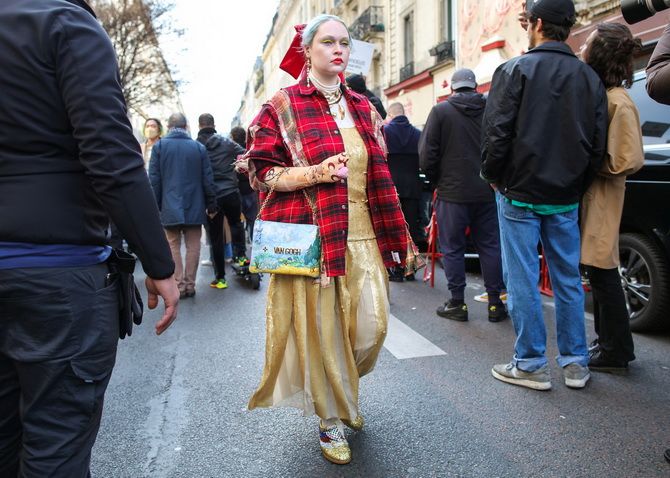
[236,0,670,128]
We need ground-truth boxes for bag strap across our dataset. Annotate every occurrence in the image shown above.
[256,168,318,222]
[256,90,319,224]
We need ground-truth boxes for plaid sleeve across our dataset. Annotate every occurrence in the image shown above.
[371,106,388,158]
[245,104,290,191]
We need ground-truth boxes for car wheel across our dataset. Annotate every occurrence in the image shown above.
[618,233,670,332]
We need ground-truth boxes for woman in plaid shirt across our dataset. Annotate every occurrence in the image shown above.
[245,14,408,465]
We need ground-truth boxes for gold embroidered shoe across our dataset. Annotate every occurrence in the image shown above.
[342,414,364,431]
[319,423,351,465]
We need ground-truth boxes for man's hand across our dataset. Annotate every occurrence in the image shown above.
[145,276,179,335]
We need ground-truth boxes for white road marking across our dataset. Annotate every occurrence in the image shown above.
[384,314,447,360]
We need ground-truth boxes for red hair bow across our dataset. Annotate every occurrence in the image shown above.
[279,24,307,79]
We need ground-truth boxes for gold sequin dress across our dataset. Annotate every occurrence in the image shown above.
[248,127,389,422]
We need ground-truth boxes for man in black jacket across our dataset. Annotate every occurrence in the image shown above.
[197,114,248,290]
[384,102,423,281]
[419,69,507,323]
[0,0,179,476]
[481,0,607,391]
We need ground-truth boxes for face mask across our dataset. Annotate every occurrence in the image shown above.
[145,127,159,140]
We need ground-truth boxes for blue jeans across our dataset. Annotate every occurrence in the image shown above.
[496,194,588,371]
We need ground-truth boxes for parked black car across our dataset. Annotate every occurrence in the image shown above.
[619,72,670,332]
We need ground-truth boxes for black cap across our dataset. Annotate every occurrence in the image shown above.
[527,0,575,26]
[451,69,477,90]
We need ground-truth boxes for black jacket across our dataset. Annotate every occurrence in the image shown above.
[0,0,174,279]
[419,91,493,203]
[197,128,246,198]
[481,42,608,205]
[346,74,387,119]
[383,116,422,199]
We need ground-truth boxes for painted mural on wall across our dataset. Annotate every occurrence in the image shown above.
[459,0,528,68]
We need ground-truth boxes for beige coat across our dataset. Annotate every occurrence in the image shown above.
[580,87,644,269]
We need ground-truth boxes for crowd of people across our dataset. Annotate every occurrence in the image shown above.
[1,0,669,474]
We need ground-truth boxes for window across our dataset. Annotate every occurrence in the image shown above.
[629,72,670,145]
[404,12,414,65]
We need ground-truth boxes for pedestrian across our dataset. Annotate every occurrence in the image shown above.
[383,101,423,281]
[245,15,408,465]
[196,114,249,290]
[645,19,670,468]
[482,0,608,390]
[419,68,507,323]
[230,125,259,241]
[142,117,163,167]
[346,73,387,119]
[149,112,218,299]
[579,23,644,372]
[0,1,180,476]
[647,23,670,104]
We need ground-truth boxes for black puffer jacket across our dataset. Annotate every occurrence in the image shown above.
[419,91,492,203]
[0,0,174,279]
[481,42,608,205]
[197,128,245,198]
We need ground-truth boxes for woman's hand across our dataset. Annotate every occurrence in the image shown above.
[319,152,349,183]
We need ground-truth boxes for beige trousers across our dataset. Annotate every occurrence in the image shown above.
[165,226,202,293]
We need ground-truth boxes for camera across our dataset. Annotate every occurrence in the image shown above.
[622,0,670,24]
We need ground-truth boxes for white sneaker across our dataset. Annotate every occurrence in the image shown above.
[474,292,508,303]
[563,363,590,389]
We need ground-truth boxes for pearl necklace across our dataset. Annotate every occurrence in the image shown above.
[309,73,346,120]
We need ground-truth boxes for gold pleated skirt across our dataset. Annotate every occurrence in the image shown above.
[248,127,389,422]
[247,239,388,421]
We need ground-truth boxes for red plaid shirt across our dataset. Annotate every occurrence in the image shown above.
[245,74,407,277]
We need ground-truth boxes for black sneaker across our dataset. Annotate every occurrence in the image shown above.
[488,303,509,323]
[588,338,600,354]
[588,350,628,373]
[664,449,670,463]
[436,301,468,321]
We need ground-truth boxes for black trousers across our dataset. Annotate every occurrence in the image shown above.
[584,265,635,362]
[399,197,423,246]
[435,199,505,302]
[0,263,119,478]
[207,192,247,280]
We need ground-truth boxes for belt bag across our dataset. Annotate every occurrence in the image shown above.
[107,248,144,339]
[249,176,321,278]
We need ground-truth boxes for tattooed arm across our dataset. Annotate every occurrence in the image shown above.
[261,153,349,191]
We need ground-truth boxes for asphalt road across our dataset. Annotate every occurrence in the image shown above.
[91,258,670,478]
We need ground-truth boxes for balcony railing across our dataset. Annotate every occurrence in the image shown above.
[350,6,384,41]
[399,62,414,82]
[429,40,455,63]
